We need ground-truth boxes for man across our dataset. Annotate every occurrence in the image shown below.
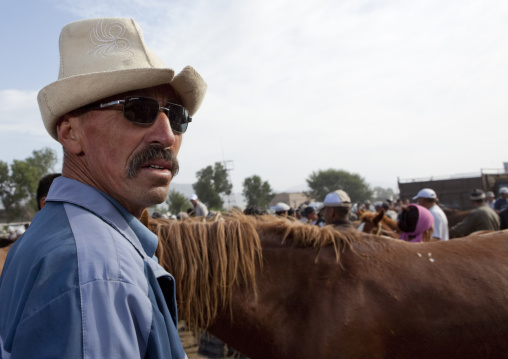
[499,207,508,230]
[449,189,500,238]
[273,202,290,217]
[1,173,62,276]
[373,201,383,213]
[413,188,449,241]
[381,202,398,221]
[0,18,206,358]
[300,205,319,225]
[362,199,375,212]
[36,172,61,210]
[486,191,496,209]
[320,190,355,230]
[189,194,209,217]
[494,187,508,213]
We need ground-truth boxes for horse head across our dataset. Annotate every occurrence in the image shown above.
[358,209,399,238]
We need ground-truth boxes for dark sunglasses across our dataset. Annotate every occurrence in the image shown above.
[83,96,192,133]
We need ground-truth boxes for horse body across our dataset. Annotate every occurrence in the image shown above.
[0,240,15,276]
[149,214,508,359]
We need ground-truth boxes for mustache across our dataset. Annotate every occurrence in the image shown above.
[127,146,179,178]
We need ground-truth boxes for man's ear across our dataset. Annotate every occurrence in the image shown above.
[39,196,47,210]
[57,116,83,155]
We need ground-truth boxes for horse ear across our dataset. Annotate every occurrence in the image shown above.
[373,209,385,225]
[140,209,150,227]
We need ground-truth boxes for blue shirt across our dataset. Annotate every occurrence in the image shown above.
[0,177,186,358]
[494,197,508,212]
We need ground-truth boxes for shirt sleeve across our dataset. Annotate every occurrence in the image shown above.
[10,288,84,358]
[449,212,476,238]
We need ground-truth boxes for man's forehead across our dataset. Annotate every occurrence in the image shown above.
[107,84,181,104]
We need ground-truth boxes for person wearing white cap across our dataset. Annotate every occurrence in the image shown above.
[190,193,209,217]
[494,187,508,213]
[320,190,355,231]
[413,188,449,241]
[273,202,291,217]
[361,199,375,213]
[449,189,500,238]
[0,18,207,358]
[485,191,496,209]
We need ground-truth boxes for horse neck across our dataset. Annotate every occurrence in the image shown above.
[207,227,354,359]
[380,216,398,230]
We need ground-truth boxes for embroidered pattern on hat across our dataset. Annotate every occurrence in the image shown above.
[89,19,134,60]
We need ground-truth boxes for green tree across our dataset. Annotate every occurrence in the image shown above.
[306,168,373,204]
[166,189,191,214]
[193,162,233,210]
[242,175,275,208]
[0,148,58,221]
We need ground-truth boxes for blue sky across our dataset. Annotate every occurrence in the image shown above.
[1,0,508,195]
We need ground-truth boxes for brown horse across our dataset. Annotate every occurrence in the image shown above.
[357,209,400,238]
[146,213,508,359]
[0,239,15,277]
[441,207,471,228]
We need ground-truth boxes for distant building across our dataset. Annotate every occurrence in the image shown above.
[398,168,508,210]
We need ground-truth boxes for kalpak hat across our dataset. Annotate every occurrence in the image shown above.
[38,18,207,141]
[322,190,351,208]
[273,202,290,212]
[470,189,486,200]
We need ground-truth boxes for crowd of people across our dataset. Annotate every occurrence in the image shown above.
[263,186,508,243]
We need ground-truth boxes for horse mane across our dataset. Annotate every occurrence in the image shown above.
[145,212,361,330]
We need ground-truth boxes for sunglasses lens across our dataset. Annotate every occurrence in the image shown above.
[123,97,160,124]
[167,104,190,133]
[122,97,190,133]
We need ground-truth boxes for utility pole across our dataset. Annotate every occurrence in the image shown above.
[223,160,236,209]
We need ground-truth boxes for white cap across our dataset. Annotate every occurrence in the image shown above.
[273,202,290,212]
[486,191,495,198]
[189,194,198,201]
[413,188,437,200]
[321,190,351,208]
[500,187,508,194]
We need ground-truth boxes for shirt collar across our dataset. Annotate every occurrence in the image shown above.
[47,177,158,257]
[105,195,159,257]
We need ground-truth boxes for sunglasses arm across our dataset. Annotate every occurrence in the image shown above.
[99,100,126,109]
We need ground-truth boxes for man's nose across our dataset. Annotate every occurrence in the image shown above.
[145,111,177,147]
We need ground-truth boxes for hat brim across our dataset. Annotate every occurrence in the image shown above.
[319,203,351,209]
[38,66,207,141]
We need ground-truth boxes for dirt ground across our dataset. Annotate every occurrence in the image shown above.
[179,321,220,359]
[178,321,202,359]
[178,321,245,359]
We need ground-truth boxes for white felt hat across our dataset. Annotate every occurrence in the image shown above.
[273,202,290,212]
[321,190,351,208]
[38,18,207,140]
